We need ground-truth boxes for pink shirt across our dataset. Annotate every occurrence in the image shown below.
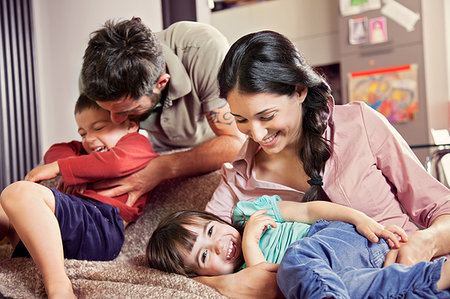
[206,102,450,235]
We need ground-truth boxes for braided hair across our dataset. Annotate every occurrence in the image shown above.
[218,30,333,202]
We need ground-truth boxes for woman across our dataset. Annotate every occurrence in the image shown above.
[200,30,450,298]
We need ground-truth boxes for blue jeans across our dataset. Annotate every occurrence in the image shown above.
[277,220,449,299]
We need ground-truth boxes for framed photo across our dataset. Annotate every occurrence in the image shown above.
[349,16,368,45]
[369,17,388,44]
[339,0,381,17]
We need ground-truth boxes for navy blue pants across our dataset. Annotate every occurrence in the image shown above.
[12,188,124,261]
[277,220,449,299]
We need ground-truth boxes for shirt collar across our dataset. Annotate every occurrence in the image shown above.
[232,138,261,180]
[160,43,191,107]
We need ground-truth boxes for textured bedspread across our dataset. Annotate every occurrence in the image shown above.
[0,171,227,299]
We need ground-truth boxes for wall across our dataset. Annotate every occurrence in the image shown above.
[32,0,163,154]
[422,0,450,134]
[210,0,340,66]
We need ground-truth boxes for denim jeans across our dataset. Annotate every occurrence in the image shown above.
[277,220,449,299]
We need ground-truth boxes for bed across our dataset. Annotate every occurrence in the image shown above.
[0,170,227,298]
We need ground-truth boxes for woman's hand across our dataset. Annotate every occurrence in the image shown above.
[383,229,435,267]
[195,262,283,299]
[355,217,408,248]
[25,162,60,182]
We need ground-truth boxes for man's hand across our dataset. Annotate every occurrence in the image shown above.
[195,262,283,299]
[92,158,165,206]
[25,161,60,182]
[383,229,435,267]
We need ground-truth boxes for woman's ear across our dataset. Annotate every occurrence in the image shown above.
[127,119,140,133]
[296,86,308,104]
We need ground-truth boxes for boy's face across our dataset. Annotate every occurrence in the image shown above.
[75,107,138,154]
[180,220,243,276]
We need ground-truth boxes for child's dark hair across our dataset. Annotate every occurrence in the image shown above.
[74,94,102,114]
[146,210,242,277]
[218,30,333,202]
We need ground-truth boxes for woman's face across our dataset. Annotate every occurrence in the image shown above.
[227,88,307,155]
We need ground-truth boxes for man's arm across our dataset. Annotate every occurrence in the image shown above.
[94,104,245,205]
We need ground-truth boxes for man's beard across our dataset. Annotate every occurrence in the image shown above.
[130,92,162,122]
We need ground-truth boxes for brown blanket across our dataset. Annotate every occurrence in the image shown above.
[0,171,227,298]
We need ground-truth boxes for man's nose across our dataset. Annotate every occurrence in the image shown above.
[110,112,128,124]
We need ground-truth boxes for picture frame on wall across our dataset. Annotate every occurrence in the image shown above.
[369,16,388,44]
[349,16,368,45]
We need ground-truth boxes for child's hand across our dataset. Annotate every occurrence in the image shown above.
[58,179,87,195]
[243,210,277,245]
[355,217,408,248]
[24,161,60,182]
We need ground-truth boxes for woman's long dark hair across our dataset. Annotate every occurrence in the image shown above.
[218,31,333,202]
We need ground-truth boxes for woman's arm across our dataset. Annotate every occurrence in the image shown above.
[194,262,283,299]
[278,200,407,247]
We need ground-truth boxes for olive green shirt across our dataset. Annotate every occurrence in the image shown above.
[141,21,229,152]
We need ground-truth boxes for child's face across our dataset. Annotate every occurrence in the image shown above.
[181,220,242,276]
[75,107,138,154]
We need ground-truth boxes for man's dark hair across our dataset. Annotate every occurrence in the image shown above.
[81,17,165,102]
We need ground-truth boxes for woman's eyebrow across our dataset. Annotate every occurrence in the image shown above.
[255,107,276,115]
[231,107,277,118]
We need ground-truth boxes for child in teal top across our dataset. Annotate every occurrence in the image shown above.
[232,195,310,267]
[146,195,450,298]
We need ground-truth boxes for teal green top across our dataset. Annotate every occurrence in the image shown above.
[232,195,311,267]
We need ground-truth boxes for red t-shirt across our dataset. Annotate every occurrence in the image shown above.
[44,132,158,223]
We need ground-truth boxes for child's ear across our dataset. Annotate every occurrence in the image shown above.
[127,119,139,133]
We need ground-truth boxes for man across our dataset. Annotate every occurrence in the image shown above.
[80,18,245,205]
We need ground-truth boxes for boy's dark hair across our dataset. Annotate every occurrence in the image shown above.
[146,210,238,277]
[218,30,333,202]
[81,17,165,102]
[74,94,103,114]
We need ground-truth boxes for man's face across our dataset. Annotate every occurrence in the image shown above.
[96,93,160,124]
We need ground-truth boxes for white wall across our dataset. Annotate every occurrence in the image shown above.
[32,0,163,153]
[422,0,450,139]
[210,0,340,66]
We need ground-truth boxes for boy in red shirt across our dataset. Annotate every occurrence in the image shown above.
[0,94,158,298]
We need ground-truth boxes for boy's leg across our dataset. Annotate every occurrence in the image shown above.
[0,181,75,298]
[0,198,18,246]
